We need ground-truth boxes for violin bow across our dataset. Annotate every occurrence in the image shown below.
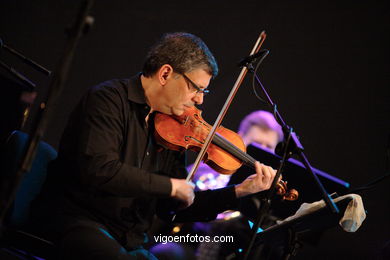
[186,31,267,183]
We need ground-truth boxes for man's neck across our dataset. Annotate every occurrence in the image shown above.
[141,74,163,110]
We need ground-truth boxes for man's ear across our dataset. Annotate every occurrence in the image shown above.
[158,64,174,85]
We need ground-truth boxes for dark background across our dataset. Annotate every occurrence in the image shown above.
[1,0,389,259]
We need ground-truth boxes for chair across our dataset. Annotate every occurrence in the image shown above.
[0,130,57,260]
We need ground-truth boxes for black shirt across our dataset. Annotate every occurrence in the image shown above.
[34,74,239,249]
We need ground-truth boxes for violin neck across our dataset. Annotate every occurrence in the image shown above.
[213,133,256,169]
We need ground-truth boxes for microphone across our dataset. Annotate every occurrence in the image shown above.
[237,49,269,68]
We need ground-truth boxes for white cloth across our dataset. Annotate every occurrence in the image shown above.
[278,194,366,232]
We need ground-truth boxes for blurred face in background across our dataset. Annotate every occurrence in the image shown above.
[242,125,279,153]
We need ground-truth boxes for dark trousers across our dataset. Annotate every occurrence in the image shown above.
[58,220,158,260]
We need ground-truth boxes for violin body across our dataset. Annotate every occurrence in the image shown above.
[154,106,298,201]
[154,106,245,175]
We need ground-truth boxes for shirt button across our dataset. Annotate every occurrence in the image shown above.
[146,152,150,156]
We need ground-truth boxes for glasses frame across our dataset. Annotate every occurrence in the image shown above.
[181,73,210,95]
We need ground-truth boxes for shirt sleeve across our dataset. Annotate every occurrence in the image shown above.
[75,85,172,197]
[156,185,240,223]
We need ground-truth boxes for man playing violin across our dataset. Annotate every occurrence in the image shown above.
[31,32,277,259]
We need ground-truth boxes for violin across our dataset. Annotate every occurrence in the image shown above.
[154,106,298,201]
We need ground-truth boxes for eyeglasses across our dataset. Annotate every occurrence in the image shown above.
[181,73,210,95]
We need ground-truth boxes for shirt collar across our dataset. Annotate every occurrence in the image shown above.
[127,73,148,105]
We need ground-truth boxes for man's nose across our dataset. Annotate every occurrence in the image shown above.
[193,92,204,105]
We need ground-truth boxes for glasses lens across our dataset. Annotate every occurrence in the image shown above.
[183,73,209,95]
[202,89,209,95]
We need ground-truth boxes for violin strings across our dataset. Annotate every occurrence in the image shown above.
[212,133,256,168]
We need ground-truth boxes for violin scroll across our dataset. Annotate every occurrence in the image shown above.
[276,180,299,201]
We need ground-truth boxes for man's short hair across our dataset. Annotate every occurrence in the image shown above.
[238,110,284,142]
[142,32,218,78]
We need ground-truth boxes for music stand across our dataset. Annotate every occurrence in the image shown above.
[251,196,353,260]
[228,144,350,219]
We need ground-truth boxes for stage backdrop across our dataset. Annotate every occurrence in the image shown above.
[1,0,389,259]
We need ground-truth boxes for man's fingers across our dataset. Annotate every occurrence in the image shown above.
[255,161,271,178]
[254,161,262,174]
[185,191,195,207]
[171,178,196,207]
[188,181,195,189]
[262,164,271,180]
[255,161,278,188]
[255,161,266,180]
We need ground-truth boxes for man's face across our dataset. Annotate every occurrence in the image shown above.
[243,125,279,152]
[162,68,211,116]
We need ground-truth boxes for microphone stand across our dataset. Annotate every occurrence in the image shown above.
[240,51,339,260]
[0,60,37,129]
[0,38,51,76]
[0,34,52,130]
[0,0,95,229]
[0,60,36,90]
